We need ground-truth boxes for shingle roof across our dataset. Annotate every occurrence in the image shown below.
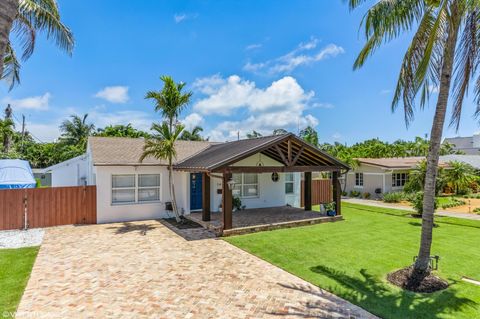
[443,136,480,155]
[357,157,451,169]
[174,133,349,171]
[174,134,288,170]
[88,137,214,166]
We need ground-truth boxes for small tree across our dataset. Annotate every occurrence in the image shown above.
[444,161,476,194]
[140,122,184,222]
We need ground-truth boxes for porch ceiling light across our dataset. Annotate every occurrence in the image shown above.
[227,178,236,191]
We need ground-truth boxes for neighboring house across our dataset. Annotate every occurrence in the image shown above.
[43,154,88,187]
[444,134,480,155]
[32,169,51,187]
[344,155,480,195]
[49,134,347,225]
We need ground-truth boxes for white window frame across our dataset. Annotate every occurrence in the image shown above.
[392,172,408,188]
[285,172,295,194]
[355,173,364,188]
[111,173,161,205]
[232,173,259,198]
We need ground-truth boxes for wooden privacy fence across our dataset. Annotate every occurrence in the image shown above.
[300,179,332,206]
[0,186,96,231]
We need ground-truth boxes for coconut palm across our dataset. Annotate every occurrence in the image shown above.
[180,126,204,141]
[349,0,480,280]
[444,160,476,194]
[140,122,185,222]
[0,0,74,89]
[0,118,15,152]
[299,126,319,146]
[59,114,95,150]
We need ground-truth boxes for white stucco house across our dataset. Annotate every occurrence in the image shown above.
[44,134,349,229]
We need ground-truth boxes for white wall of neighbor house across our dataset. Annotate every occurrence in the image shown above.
[95,165,189,224]
[48,155,89,187]
[207,153,301,211]
[344,164,411,195]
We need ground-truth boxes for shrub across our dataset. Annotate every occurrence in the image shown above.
[410,191,438,215]
[233,196,242,211]
[363,192,371,199]
[440,198,466,210]
[349,190,361,198]
[341,191,348,196]
[473,207,480,214]
[383,192,404,203]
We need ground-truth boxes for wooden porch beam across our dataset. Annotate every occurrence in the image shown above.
[290,146,304,166]
[287,139,292,165]
[202,173,210,221]
[222,172,233,230]
[218,166,341,173]
[332,171,341,216]
[274,145,290,166]
[304,172,312,211]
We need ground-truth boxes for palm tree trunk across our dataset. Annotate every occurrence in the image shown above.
[0,0,18,78]
[413,4,460,276]
[168,158,181,222]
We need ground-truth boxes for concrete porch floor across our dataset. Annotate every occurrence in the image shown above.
[188,206,343,236]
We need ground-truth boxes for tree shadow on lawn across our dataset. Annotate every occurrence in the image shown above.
[305,265,476,319]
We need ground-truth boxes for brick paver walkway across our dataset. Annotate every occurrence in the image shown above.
[17,220,375,318]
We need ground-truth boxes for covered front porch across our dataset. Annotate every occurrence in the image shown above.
[187,206,343,236]
[175,133,350,236]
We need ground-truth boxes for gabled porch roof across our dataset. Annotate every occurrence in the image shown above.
[174,133,350,172]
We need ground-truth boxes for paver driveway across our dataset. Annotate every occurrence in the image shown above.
[17,220,375,319]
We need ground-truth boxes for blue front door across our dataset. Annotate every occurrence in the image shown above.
[190,173,203,211]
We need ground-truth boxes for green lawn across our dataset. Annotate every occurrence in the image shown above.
[225,203,480,319]
[0,247,39,317]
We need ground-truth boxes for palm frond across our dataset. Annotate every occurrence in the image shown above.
[2,42,21,90]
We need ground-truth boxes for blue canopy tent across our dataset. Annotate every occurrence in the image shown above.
[0,159,36,189]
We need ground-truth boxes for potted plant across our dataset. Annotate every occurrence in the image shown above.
[324,202,336,216]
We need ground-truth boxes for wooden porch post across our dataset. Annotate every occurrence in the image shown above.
[304,172,312,211]
[202,173,210,221]
[222,172,233,230]
[332,171,341,215]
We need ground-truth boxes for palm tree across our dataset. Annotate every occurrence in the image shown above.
[140,122,185,222]
[299,126,319,146]
[145,76,192,220]
[350,0,479,280]
[59,114,95,150]
[145,76,192,132]
[444,161,476,194]
[180,126,204,141]
[0,118,15,152]
[0,0,74,89]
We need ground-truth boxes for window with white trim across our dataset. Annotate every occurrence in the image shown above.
[285,173,294,194]
[392,173,408,187]
[138,174,161,202]
[111,174,161,204]
[112,175,136,204]
[355,173,364,187]
[232,173,259,198]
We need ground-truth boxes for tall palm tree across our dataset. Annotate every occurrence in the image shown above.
[180,126,204,141]
[0,0,74,89]
[145,76,192,220]
[145,76,192,132]
[0,118,15,152]
[59,114,95,150]
[349,0,478,280]
[299,126,319,146]
[140,122,185,222]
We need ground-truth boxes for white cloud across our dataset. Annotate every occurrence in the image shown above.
[193,74,320,141]
[311,102,334,109]
[332,132,342,140]
[181,113,204,130]
[174,12,198,23]
[243,37,344,75]
[2,93,51,110]
[245,43,262,51]
[94,86,129,103]
[193,75,313,115]
[88,110,152,131]
[27,122,61,142]
[380,89,391,95]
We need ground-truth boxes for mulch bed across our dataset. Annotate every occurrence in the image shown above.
[163,218,202,229]
[387,266,449,293]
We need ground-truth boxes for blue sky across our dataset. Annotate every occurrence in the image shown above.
[1,0,479,143]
